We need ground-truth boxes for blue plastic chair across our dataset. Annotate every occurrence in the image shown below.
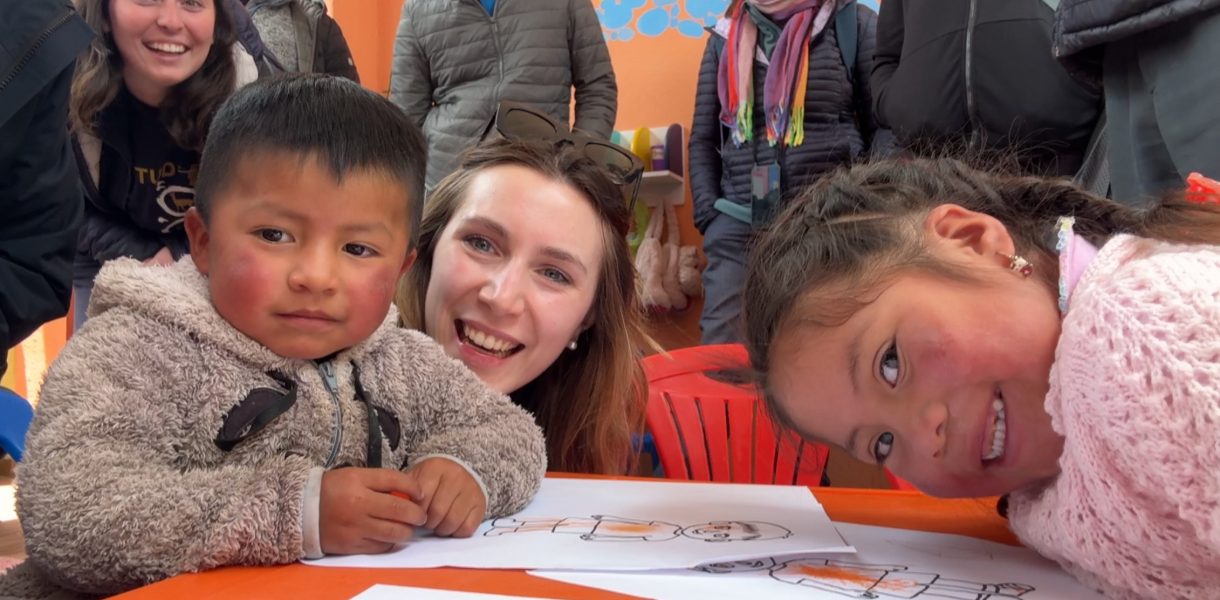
[0,387,33,462]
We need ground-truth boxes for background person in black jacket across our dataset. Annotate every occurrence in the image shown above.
[688,0,878,344]
[0,0,93,377]
[242,0,360,82]
[870,0,1100,177]
[1054,0,1220,204]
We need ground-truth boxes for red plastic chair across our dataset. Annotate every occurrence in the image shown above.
[642,344,829,486]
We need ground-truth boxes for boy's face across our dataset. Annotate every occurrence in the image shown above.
[186,152,415,360]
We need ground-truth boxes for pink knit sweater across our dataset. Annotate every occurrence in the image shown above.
[1008,235,1220,600]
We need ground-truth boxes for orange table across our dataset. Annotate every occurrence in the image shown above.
[115,486,1013,599]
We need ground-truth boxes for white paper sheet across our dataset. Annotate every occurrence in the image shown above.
[349,584,558,600]
[530,523,1105,599]
[308,477,851,570]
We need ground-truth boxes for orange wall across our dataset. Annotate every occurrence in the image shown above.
[3,318,68,402]
[330,0,708,129]
[329,0,708,237]
[331,0,403,96]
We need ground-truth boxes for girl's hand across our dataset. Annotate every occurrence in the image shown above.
[319,467,426,555]
[404,457,488,538]
[143,247,174,266]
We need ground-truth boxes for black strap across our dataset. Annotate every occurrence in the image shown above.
[835,1,858,83]
[215,372,298,452]
[216,365,390,470]
[350,364,382,469]
[1074,112,1110,198]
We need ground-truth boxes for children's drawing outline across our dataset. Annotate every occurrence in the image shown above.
[484,515,792,542]
[698,558,1035,599]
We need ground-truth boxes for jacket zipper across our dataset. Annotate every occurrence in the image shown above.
[0,7,76,92]
[964,0,980,149]
[491,19,504,106]
[318,361,344,467]
[476,0,504,124]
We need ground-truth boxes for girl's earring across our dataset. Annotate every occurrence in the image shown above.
[998,252,1033,278]
[567,340,578,351]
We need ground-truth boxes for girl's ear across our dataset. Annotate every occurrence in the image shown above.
[924,204,1015,260]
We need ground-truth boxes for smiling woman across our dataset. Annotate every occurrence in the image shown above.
[397,138,651,475]
[68,0,258,329]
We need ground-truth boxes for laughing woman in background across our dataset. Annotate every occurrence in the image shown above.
[69,0,258,328]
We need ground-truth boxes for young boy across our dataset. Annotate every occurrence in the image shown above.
[3,75,547,596]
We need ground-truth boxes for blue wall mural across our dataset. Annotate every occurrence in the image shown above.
[599,0,881,41]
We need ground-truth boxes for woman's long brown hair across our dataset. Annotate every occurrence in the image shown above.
[397,138,650,474]
[71,0,237,150]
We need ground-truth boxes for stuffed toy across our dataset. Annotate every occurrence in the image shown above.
[661,202,687,311]
[678,245,705,298]
[634,205,670,310]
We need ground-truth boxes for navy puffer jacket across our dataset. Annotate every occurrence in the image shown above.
[688,4,878,234]
[1053,0,1220,83]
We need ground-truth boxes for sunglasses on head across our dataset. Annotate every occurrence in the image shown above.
[483,101,644,212]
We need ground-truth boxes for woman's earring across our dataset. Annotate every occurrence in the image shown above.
[998,252,1033,278]
[567,340,578,351]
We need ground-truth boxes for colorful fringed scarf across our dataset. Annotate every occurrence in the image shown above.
[717,0,841,147]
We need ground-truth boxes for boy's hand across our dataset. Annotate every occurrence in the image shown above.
[319,467,426,555]
[404,457,488,538]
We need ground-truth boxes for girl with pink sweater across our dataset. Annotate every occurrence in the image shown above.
[741,158,1220,600]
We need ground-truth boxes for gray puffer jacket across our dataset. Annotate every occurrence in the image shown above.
[6,258,546,596]
[688,4,878,233]
[1053,0,1220,81]
[390,0,617,191]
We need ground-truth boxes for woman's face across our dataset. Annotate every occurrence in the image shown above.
[424,165,605,394]
[109,0,215,106]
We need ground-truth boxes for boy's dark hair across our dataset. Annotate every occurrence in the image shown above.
[195,74,427,249]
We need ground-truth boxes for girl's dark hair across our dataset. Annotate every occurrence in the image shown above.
[396,138,651,475]
[743,157,1220,432]
[71,0,238,150]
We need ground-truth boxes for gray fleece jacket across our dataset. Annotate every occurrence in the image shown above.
[5,258,546,596]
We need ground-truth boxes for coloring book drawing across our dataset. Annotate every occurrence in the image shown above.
[484,515,793,542]
[699,557,1034,599]
[307,477,850,570]
[531,523,1106,599]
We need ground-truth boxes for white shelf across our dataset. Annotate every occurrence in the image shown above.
[639,170,685,208]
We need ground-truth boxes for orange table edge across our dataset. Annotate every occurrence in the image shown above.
[114,484,1014,600]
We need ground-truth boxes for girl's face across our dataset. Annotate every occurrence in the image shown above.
[767,206,1066,498]
[423,165,605,394]
[109,0,215,106]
